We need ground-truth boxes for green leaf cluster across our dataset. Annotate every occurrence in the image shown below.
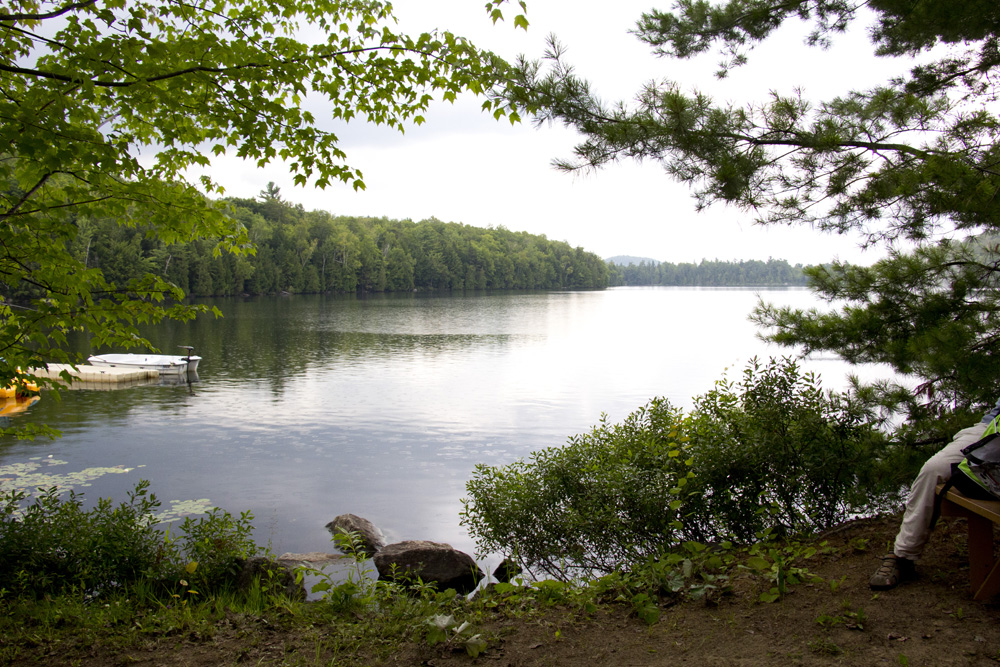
[423,614,488,658]
[0,481,165,598]
[170,507,259,593]
[753,237,1000,427]
[742,540,823,603]
[683,357,900,543]
[460,398,693,581]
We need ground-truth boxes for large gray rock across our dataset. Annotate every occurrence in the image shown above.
[325,514,386,558]
[373,540,484,594]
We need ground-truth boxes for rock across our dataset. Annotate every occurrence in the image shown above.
[277,552,345,566]
[325,514,386,558]
[373,540,484,594]
[235,556,305,600]
[493,557,522,583]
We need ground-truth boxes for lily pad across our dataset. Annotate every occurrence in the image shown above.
[0,457,214,524]
[0,458,143,495]
[154,498,215,524]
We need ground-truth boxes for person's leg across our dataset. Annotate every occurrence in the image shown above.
[870,423,985,590]
[893,424,984,559]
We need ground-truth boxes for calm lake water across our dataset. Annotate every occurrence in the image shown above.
[0,287,896,567]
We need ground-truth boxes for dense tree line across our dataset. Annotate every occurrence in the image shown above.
[75,187,609,297]
[607,258,807,287]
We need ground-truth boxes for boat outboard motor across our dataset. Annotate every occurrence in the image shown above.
[178,346,198,391]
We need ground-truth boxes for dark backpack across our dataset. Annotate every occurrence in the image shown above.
[930,421,1000,528]
[951,424,1000,501]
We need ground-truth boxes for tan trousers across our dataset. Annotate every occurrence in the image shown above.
[893,423,985,560]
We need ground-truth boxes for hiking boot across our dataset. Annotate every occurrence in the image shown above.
[869,554,915,590]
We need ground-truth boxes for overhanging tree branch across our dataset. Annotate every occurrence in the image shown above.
[0,44,448,88]
[0,0,96,22]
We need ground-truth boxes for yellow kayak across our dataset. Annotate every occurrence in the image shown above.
[0,394,40,415]
[1,374,39,398]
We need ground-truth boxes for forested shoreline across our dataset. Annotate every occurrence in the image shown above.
[76,188,610,297]
[67,189,817,300]
[607,258,808,287]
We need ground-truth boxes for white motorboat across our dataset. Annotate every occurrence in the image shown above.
[87,347,201,375]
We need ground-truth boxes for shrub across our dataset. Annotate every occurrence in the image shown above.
[173,507,259,591]
[460,399,693,581]
[0,481,166,598]
[683,357,900,542]
[0,481,264,599]
[461,357,903,579]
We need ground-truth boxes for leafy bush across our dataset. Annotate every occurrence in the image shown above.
[462,357,903,579]
[173,507,259,591]
[460,399,693,580]
[0,481,166,598]
[0,481,264,599]
[682,357,900,542]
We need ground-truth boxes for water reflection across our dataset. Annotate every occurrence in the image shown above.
[1,288,896,567]
[0,395,40,417]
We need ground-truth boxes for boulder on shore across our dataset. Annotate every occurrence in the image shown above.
[373,540,484,594]
[325,514,386,558]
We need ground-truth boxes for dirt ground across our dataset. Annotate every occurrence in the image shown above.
[384,515,1000,667]
[22,515,1000,666]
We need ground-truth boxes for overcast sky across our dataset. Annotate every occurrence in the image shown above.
[200,0,924,266]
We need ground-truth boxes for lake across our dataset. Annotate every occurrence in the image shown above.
[0,287,896,569]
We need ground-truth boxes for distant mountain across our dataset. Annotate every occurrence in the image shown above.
[605,255,660,266]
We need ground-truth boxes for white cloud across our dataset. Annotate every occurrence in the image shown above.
[198,0,926,266]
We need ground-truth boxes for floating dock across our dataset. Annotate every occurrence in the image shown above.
[32,364,160,385]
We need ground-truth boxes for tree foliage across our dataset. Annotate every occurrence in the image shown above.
[0,0,523,390]
[76,188,609,295]
[608,257,807,286]
[753,237,1000,418]
[502,0,1000,426]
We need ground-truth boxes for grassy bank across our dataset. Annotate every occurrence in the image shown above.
[3,515,1000,666]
